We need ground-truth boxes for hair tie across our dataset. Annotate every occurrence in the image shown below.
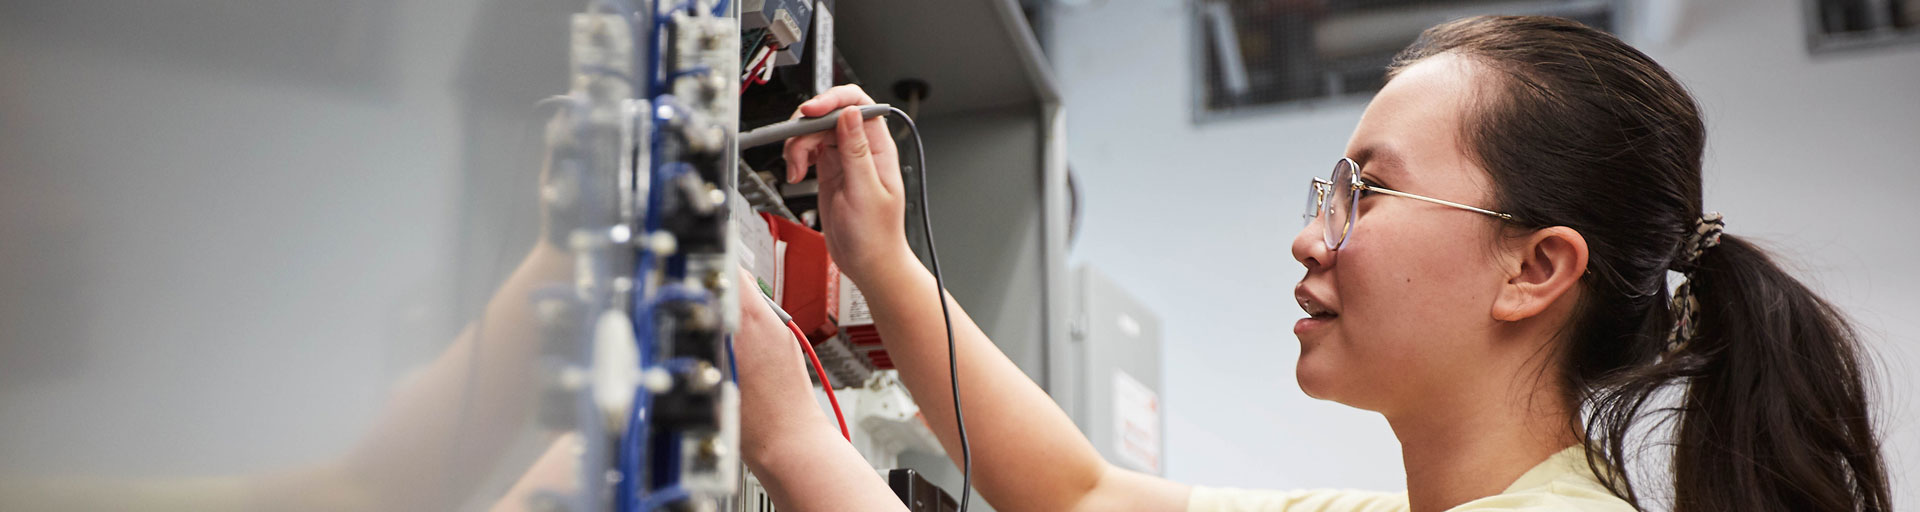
[1670,212,1725,272]
[1666,212,1725,352]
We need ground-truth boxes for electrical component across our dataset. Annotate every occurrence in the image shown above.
[529,1,744,511]
[763,214,839,345]
[807,0,833,95]
[617,0,744,506]
[755,210,891,388]
[730,189,780,299]
[741,0,813,66]
[729,105,971,512]
[889,469,959,512]
[833,272,890,371]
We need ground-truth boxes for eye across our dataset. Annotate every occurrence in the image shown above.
[1357,176,1385,197]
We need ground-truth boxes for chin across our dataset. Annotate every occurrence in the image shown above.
[1294,352,1331,400]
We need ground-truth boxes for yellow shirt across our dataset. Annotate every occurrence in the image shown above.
[1187,446,1635,512]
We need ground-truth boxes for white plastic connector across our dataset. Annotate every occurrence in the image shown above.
[647,231,679,256]
[593,310,641,432]
[770,10,804,47]
[642,367,675,393]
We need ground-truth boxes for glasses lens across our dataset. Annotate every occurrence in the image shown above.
[1325,159,1355,249]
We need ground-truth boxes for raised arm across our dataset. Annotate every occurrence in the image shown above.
[764,85,1189,512]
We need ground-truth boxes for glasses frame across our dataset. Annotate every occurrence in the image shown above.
[1306,157,1516,251]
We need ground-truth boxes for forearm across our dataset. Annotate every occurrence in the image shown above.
[853,255,1111,512]
[338,242,573,505]
[748,426,908,512]
[735,267,905,512]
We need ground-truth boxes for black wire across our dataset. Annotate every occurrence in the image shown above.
[887,106,971,512]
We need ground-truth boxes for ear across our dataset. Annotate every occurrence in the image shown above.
[1491,226,1589,322]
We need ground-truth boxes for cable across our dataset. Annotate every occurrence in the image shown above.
[739,41,776,94]
[640,485,690,510]
[758,292,851,441]
[617,250,658,512]
[789,320,850,441]
[886,107,971,512]
[725,334,739,383]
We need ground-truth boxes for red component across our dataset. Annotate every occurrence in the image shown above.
[759,214,893,385]
[844,325,884,346]
[764,213,840,344]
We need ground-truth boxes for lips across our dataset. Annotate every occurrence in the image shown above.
[1294,286,1339,319]
[1293,285,1339,336]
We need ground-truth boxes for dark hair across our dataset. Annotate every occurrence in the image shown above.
[1387,16,1891,512]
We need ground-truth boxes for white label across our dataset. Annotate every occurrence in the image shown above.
[811,6,833,95]
[772,240,788,304]
[733,196,779,299]
[837,272,872,325]
[1112,370,1161,473]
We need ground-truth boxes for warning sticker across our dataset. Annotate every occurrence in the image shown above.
[1112,370,1161,473]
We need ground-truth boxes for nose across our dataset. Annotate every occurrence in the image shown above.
[1292,215,1335,272]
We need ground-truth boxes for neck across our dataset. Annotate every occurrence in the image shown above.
[1387,358,1578,512]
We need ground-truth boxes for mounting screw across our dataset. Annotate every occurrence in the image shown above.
[892,79,931,104]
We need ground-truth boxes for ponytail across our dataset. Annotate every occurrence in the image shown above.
[1667,235,1891,510]
[1580,234,1891,511]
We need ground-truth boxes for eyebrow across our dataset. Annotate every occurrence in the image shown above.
[1349,146,1405,179]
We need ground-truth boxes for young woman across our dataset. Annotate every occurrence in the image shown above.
[730,16,1892,512]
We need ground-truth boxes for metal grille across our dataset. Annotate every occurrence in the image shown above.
[1805,0,1920,53]
[1194,0,1616,120]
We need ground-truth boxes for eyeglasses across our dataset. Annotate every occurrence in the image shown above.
[1303,157,1516,251]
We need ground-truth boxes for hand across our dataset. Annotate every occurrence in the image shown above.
[781,85,915,283]
[732,269,834,466]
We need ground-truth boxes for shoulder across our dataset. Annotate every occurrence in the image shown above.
[1447,484,1635,512]
[1451,450,1637,512]
[1187,486,1408,512]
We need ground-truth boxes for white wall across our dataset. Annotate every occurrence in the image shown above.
[1046,0,1920,504]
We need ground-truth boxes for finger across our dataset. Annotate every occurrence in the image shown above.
[796,85,876,118]
[782,132,831,184]
[817,150,843,193]
[814,149,842,226]
[862,117,903,196]
[802,143,842,192]
[834,108,887,198]
[816,159,839,230]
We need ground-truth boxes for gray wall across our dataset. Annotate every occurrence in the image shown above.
[1047,0,1920,505]
[1,0,573,507]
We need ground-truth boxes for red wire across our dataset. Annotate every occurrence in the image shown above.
[739,57,763,94]
[739,43,778,94]
[758,44,778,84]
[788,320,850,441]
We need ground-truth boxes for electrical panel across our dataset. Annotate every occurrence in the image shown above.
[527,0,1074,510]
[535,1,742,510]
[532,0,927,510]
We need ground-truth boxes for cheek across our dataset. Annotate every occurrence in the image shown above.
[1309,213,1502,400]
[1346,222,1494,325]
